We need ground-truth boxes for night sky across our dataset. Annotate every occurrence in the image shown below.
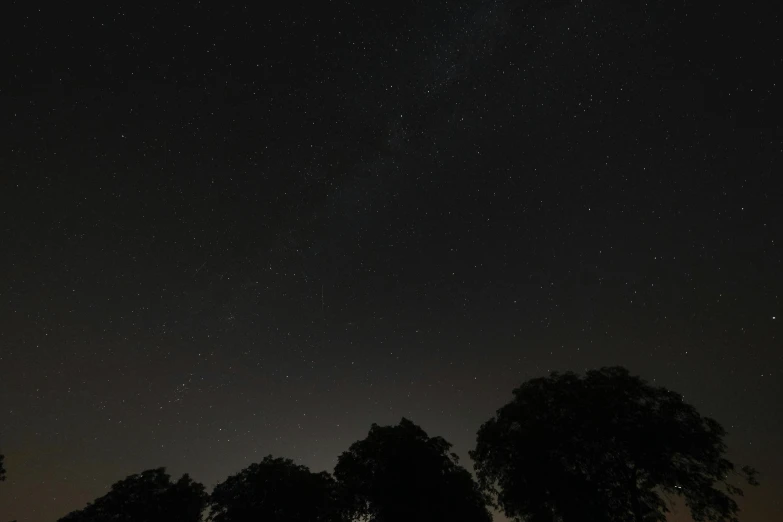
[1,2,780,521]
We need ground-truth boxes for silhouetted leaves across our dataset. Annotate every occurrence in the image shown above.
[208,456,339,522]
[57,468,207,522]
[0,453,6,482]
[50,367,758,522]
[471,366,759,522]
[334,417,492,522]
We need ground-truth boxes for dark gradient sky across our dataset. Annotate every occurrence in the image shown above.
[1,2,780,521]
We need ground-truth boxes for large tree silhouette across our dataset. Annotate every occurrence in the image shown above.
[471,366,758,522]
[334,418,492,522]
[58,468,207,522]
[208,456,339,522]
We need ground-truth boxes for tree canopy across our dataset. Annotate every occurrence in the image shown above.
[208,456,339,522]
[47,367,758,522]
[334,417,492,522]
[57,468,207,522]
[0,452,6,482]
[470,366,758,522]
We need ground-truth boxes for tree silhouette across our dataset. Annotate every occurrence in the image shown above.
[208,456,339,522]
[334,417,492,522]
[471,366,759,522]
[57,468,207,522]
[0,453,6,482]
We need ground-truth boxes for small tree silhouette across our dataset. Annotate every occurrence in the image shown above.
[208,456,339,522]
[57,468,207,522]
[335,418,492,522]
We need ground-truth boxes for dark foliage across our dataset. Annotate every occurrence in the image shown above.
[57,468,207,522]
[208,456,339,522]
[0,453,5,482]
[471,366,759,522]
[334,417,492,522]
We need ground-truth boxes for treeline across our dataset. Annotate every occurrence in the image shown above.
[5,367,758,522]
[59,418,489,522]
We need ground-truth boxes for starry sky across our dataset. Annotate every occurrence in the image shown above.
[0,1,780,521]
